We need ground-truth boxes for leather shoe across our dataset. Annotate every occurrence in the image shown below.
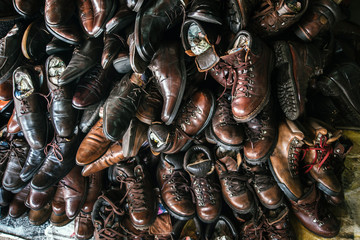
[7,109,21,134]
[0,77,13,101]
[13,0,43,18]
[26,185,56,211]
[122,118,148,158]
[19,147,46,182]
[8,183,30,218]
[105,0,135,34]
[28,203,52,225]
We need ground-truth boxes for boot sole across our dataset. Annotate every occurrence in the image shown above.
[274,41,301,121]
[267,158,299,202]
[307,173,341,197]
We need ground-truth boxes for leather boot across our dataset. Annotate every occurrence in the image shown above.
[0,23,25,84]
[148,89,215,154]
[209,30,273,122]
[184,145,221,223]
[294,0,343,42]
[81,141,124,177]
[290,185,340,238]
[13,65,48,150]
[135,81,163,125]
[243,161,283,210]
[103,72,143,141]
[50,211,72,227]
[2,138,29,193]
[122,118,148,158]
[269,119,306,201]
[302,118,343,197]
[205,92,244,149]
[214,148,253,214]
[60,165,88,220]
[225,0,260,33]
[76,118,112,166]
[148,40,187,125]
[26,185,56,211]
[134,0,185,62]
[157,152,195,220]
[251,0,309,37]
[46,54,78,137]
[115,158,157,228]
[243,99,277,164]
[273,40,324,120]
[236,210,267,240]
[264,206,296,240]
[75,171,103,240]
[31,127,80,191]
[120,215,152,239]
[8,183,30,218]
[187,0,223,25]
[91,0,118,37]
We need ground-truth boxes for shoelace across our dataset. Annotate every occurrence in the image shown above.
[220,171,248,195]
[217,96,237,125]
[253,0,276,19]
[243,220,267,240]
[303,136,333,173]
[44,137,63,161]
[264,217,290,239]
[193,177,220,205]
[117,176,147,212]
[161,170,194,202]
[252,173,274,192]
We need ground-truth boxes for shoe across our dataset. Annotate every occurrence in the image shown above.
[26,185,56,210]
[264,205,296,240]
[135,81,163,125]
[251,0,308,37]
[8,183,30,218]
[0,23,25,84]
[28,203,52,225]
[31,128,80,191]
[122,118,148,158]
[76,118,112,166]
[243,161,283,209]
[269,119,306,201]
[57,37,103,86]
[148,39,187,125]
[290,185,340,238]
[115,158,157,228]
[13,65,48,149]
[72,64,115,110]
[0,187,12,207]
[101,33,127,69]
[215,148,253,214]
[204,215,238,239]
[50,212,72,226]
[126,0,146,12]
[157,152,195,220]
[184,145,222,223]
[50,185,71,226]
[46,19,84,46]
[81,141,124,177]
[148,213,173,240]
[13,0,43,17]
[7,109,21,134]
[127,32,147,74]
[45,37,73,55]
[209,30,273,122]
[76,0,94,36]
[19,147,46,182]
[172,217,203,240]
[134,0,185,62]
[294,0,343,42]
[59,165,88,220]
[273,40,324,120]
[105,0,135,34]
[2,138,30,193]
[187,0,223,25]
[79,100,102,134]
[21,19,52,61]
[89,0,118,37]
[46,54,78,137]
[0,77,13,101]
[243,99,277,164]
[225,0,260,33]
[205,92,244,150]
[44,0,75,27]
[148,89,214,154]
[103,72,143,141]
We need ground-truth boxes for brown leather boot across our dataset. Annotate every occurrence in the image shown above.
[243,99,277,164]
[205,92,244,150]
[157,152,195,220]
[269,119,306,201]
[184,145,222,223]
[290,185,340,238]
[214,148,254,214]
[243,162,283,210]
[273,40,324,120]
[209,30,273,122]
[115,159,157,228]
[302,118,343,198]
[264,206,296,240]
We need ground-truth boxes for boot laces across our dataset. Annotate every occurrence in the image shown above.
[220,171,248,196]
[303,135,333,173]
[162,170,193,202]
[193,177,220,206]
[217,95,237,125]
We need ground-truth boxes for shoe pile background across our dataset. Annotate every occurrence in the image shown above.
[0,0,359,239]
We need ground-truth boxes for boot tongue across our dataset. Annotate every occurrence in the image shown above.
[186,157,213,177]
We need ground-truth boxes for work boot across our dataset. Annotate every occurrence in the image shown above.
[209,30,273,122]
[294,0,343,42]
[148,40,187,125]
[205,92,244,150]
[243,99,277,164]
[103,72,143,141]
[273,40,324,120]
[225,0,260,33]
[269,119,306,201]
[157,152,195,220]
[115,158,157,228]
[148,89,214,154]
[184,145,221,223]
[215,147,253,215]
[264,206,296,240]
[243,161,283,210]
[12,65,48,150]
[302,118,343,197]
[120,215,153,239]
[290,185,340,238]
[251,0,308,37]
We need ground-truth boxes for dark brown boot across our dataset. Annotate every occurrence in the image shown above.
[264,206,296,240]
